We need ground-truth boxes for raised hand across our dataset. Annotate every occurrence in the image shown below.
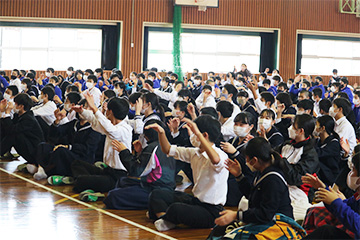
[144,83,154,92]
[112,139,127,152]
[301,173,326,189]
[5,101,13,114]
[71,105,84,114]
[167,117,180,133]
[144,123,165,134]
[220,142,237,154]
[225,158,242,177]
[182,118,201,137]
[314,186,340,205]
[53,95,62,104]
[0,99,7,112]
[132,140,143,153]
[83,91,97,112]
[340,137,351,157]
[135,98,143,115]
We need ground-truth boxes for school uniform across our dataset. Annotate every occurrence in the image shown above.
[104,140,176,210]
[73,79,86,91]
[37,120,102,176]
[0,75,9,94]
[268,86,277,96]
[1,111,44,164]
[82,86,102,107]
[312,84,326,98]
[154,89,178,110]
[195,93,216,109]
[159,85,172,107]
[236,165,294,223]
[221,117,236,142]
[334,116,357,154]
[276,138,319,220]
[354,105,360,124]
[71,109,132,193]
[9,78,21,92]
[225,136,255,206]
[275,106,296,140]
[266,126,284,148]
[54,85,62,99]
[59,80,70,100]
[31,101,57,126]
[341,86,354,105]
[315,135,341,186]
[240,101,258,125]
[231,101,241,119]
[148,144,229,228]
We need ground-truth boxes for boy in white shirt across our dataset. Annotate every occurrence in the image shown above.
[146,115,229,231]
[69,92,133,193]
[195,85,216,109]
[216,101,236,142]
[31,86,57,126]
[82,74,102,107]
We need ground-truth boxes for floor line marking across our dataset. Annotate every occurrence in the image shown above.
[0,167,177,240]
[54,194,79,205]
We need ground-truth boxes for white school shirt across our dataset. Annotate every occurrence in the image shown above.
[195,93,216,109]
[231,101,241,119]
[313,100,320,117]
[221,117,236,142]
[83,87,102,107]
[31,101,57,125]
[81,109,133,170]
[334,116,357,153]
[168,144,229,205]
[10,78,21,92]
[154,89,178,109]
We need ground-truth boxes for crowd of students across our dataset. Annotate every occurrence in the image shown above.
[0,65,359,239]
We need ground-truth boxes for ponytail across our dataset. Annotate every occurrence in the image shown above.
[270,149,285,169]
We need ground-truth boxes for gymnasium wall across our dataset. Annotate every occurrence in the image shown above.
[1,0,359,84]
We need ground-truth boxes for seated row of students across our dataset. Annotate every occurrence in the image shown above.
[0,66,359,237]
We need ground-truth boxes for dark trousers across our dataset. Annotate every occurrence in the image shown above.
[304,225,352,239]
[71,160,127,193]
[104,183,150,210]
[226,176,244,206]
[176,161,193,182]
[1,134,37,164]
[37,142,81,176]
[149,189,223,228]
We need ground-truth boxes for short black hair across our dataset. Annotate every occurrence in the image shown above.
[107,97,129,120]
[340,77,348,85]
[85,69,94,75]
[237,90,249,98]
[150,67,158,72]
[21,78,32,90]
[174,80,184,88]
[272,75,281,82]
[194,115,221,143]
[297,99,314,111]
[260,73,267,79]
[7,85,19,96]
[29,69,36,77]
[162,76,170,83]
[46,67,55,73]
[178,89,192,99]
[87,74,98,84]
[66,84,80,93]
[67,66,74,71]
[312,88,323,98]
[319,98,331,113]
[26,72,35,80]
[41,86,55,101]
[145,79,153,88]
[66,92,81,104]
[95,68,103,75]
[200,107,218,119]
[276,92,292,109]
[170,73,178,80]
[14,93,34,111]
[202,84,212,92]
[148,72,156,78]
[337,92,349,101]
[137,73,145,80]
[315,76,323,82]
[104,89,116,99]
[128,92,142,104]
[194,75,202,80]
[302,81,311,88]
[50,76,60,83]
[109,74,120,81]
[260,92,275,105]
[294,114,315,138]
[263,79,271,85]
[216,101,233,118]
[223,84,238,103]
[333,97,352,116]
[234,112,255,126]
[260,109,275,120]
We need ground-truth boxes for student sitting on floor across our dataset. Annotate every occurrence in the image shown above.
[69,92,132,193]
[257,109,284,148]
[103,119,176,210]
[35,98,102,182]
[302,151,360,239]
[147,116,229,231]
[211,137,305,240]
[0,93,44,173]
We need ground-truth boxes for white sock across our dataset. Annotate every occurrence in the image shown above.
[154,219,176,232]
[26,164,38,174]
[33,166,47,180]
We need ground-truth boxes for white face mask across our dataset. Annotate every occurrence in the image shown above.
[330,86,336,92]
[347,170,360,191]
[190,133,201,148]
[287,83,292,88]
[354,98,360,106]
[258,118,272,130]
[172,109,181,118]
[83,75,88,81]
[130,106,135,111]
[66,71,72,76]
[20,84,27,91]
[329,106,337,118]
[140,104,149,114]
[234,126,249,137]
[160,81,166,88]
[194,80,201,86]
[288,125,297,140]
[13,107,20,114]
[114,89,120,96]
[64,103,72,112]
[86,82,94,89]
[3,93,11,101]
[38,95,44,103]
[297,110,305,115]
[45,72,51,77]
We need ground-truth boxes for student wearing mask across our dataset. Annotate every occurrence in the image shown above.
[62,92,82,123]
[147,80,184,110]
[276,114,319,220]
[312,88,323,117]
[354,90,360,124]
[36,99,102,182]
[277,82,289,93]
[147,116,229,231]
[1,93,44,172]
[70,93,132,192]
[195,84,217,110]
[48,76,62,100]
[213,138,303,240]
[9,69,22,92]
[73,70,87,91]
[302,152,360,239]
[325,82,341,101]
[220,112,256,206]
[148,72,161,89]
[113,82,128,99]
[216,101,236,142]
[275,92,296,140]
[247,80,275,114]
[82,74,102,107]
[220,84,240,118]
[262,79,277,96]
[236,90,258,123]
[31,86,57,126]
[312,76,325,98]
[104,119,176,210]
[159,76,172,93]
[191,75,205,99]
[20,78,38,97]
[296,99,314,115]
[65,66,75,82]
[258,109,284,148]
[313,115,341,186]
[340,77,353,105]
[83,69,94,82]
[0,73,9,94]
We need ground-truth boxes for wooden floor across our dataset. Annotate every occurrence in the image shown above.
[0,158,212,240]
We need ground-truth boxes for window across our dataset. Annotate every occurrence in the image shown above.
[299,37,360,76]
[145,28,261,73]
[0,26,102,70]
